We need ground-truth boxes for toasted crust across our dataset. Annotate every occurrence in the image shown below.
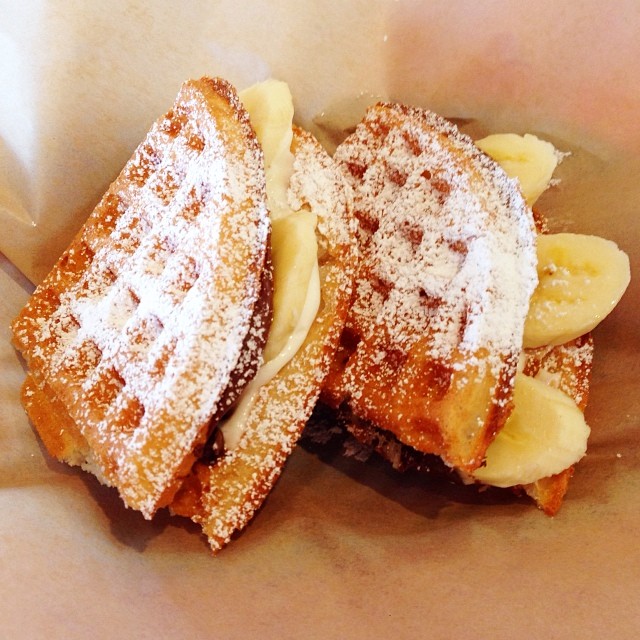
[323,102,537,472]
[12,77,271,517]
[170,127,356,551]
[21,373,92,468]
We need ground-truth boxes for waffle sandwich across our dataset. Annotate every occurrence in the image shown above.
[11,77,355,551]
[320,103,630,513]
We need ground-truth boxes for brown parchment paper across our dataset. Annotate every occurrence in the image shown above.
[1,1,639,638]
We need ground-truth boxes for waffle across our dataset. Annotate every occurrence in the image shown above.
[170,127,356,551]
[12,77,272,518]
[318,103,593,513]
[322,102,538,473]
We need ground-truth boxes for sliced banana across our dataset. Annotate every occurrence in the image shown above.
[240,79,319,360]
[264,210,318,361]
[473,373,590,487]
[476,133,560,206]
[240,79,295,220]
[524,233,630,348]
[240,79,293,169]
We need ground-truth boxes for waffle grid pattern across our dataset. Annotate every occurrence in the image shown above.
[12,78,269,516]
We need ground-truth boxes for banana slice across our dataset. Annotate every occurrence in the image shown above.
[264,210,318,361]
[240,78,293,169]
[476,133,560,206]
[473,373,590,487]
[240,78,320,362]
[240,79,295,220]
[524,233,630,348]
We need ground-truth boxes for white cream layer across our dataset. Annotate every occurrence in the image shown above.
[219,80,320,451]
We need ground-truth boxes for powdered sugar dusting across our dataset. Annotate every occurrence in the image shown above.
[288,127,354,255]
[12,78,270,517]
[335,103,536,368]
[524,334,594,410]
[328,102,538,469]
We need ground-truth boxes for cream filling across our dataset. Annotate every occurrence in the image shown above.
[220,262,320,450]
[218,80,320,452]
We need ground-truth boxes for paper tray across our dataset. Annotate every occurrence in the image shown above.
[1,2,639,637]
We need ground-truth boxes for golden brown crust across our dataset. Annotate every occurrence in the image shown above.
[21,373,92,467]
[520,469,575,516]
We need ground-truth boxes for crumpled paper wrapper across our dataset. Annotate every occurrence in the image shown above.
[1,1,639,637]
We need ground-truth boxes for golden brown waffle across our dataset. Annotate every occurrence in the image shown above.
[170,127,356,551]
[12,77,271,518]
[323,102,538,472]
